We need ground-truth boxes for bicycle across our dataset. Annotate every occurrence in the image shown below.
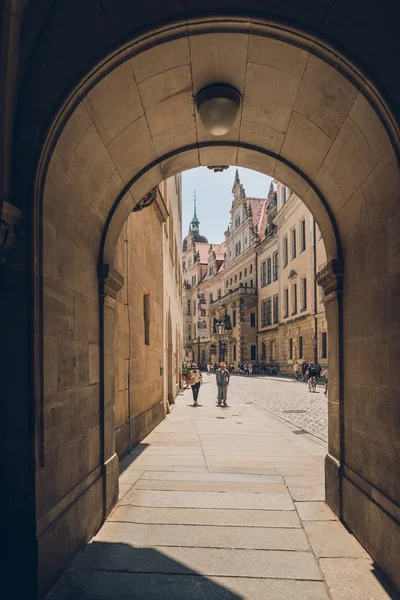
[308,376,317,392]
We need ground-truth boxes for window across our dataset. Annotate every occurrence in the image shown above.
[144,294,150,345]
[266,298,272,326]
[291,228,297,260]
[226,280,229,288]
[284,288,289,318]
[289,338,293,359]
[250,313,256,327]
[299,336,303,359]
[230,278,233,285]
[233,344,237,360]
[245,268,247,277]
[300,219,306,252]
[235,215,241,228]
[261,261,267,287]
[193,324,196,338]
[209,293,213,303]
[234,274,237,283]
[273,295,279,323]
[283,237,288,267]
[187,324,191,340]
[193,302,196,316]
[267,258,272,284]
[233,310,237,327]
[250,279,253,288]
[192,275,196,286]
[251,345,257,360]
[245,237,247,245]
[183,260,186,273]
[292,283,298,315]
[283,187,287,204]
[187,299,191,315]
[273,252,279,281]
[218,288,222,298]
[235,241,242,256]
[322,332,328,358]
[239,271,242,280]
[250,264,253,274]
[261,300,267,327]
[301,277,307,311]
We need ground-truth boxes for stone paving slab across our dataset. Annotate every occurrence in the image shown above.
[121,489,295,510]
[139,470,283,483]
[108,506,302,527]
[303,521,369,558]
[295,501,337,521]
[133,479,288,493]
[94,522,310,551]
[319,558,398,599]
[288,485,326,501]
[50,571,330,600]
[77,545,323,580]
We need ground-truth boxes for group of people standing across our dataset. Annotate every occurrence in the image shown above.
[183,361,231,407]
[293,361,328,395]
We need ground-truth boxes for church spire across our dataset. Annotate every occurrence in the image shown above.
[190,190,200,234]
[234,169,240,185]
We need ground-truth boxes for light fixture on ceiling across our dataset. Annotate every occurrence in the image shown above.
[195,84,241,136]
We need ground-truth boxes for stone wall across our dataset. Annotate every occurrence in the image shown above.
[113,203,164,458]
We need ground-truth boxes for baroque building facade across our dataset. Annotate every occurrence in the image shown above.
[183,171,327,374]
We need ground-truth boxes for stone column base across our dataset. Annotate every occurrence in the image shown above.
[325,453,341,518]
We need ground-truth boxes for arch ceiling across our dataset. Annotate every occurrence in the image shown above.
[39,23,399,270]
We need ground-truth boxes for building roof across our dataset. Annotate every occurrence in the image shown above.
[196,242,210,263]
[246,197,268,235]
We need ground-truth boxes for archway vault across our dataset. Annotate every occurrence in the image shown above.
[34,18,400,597]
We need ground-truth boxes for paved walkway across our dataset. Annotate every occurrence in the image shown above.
[50,379,396,599]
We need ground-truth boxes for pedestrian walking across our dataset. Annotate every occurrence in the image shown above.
[302,360,309,382]
[206,362,211,375]
[293,361,300,380]
[322,367,328,395]
[216,361,230,407]
[189,363,203,406]
[248,362,253,376]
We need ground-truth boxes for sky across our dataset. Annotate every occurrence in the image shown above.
[182,167,273,245]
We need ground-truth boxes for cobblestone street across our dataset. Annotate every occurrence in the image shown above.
[224,375,328,442]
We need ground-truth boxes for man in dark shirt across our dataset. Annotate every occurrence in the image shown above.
[216,361,230,407]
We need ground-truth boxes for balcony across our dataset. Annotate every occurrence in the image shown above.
[210,285,257,307]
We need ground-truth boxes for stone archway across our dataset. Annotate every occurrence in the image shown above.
[25,19,400,597]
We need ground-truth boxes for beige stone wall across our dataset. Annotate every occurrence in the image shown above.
[113,202,164,458]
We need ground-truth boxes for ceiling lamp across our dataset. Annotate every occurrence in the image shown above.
[195,84,241,136]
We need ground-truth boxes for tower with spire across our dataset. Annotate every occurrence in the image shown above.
[189,191,200,235]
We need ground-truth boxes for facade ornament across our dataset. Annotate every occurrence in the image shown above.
[288,269,297,279]
[316,259,344,298]
[132,187,158,212]
[207,165,229,173]
[98,264,124,300]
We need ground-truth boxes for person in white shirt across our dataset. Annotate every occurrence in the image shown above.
[189,363,203,406]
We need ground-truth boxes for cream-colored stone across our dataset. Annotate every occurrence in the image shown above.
[96,169,123,220]
[239,121,285,155]
[44,335,58,393]
[248,34,309,78]
[146,90,194,137]
[190,33,248,93]
[73,197,104,258]
[88,343,100,385]
[361,150,400,232]
[160,149,199,180]
[108,116,157,184]
[43,278,74,338]
[153,121,197,158]
[242,64,301,133]
[74,293,99,343]
[314,166,347,213]
[302,187,338,262]
[131,38,190,83]
[335,188,370,251]
[43,159,82,239]
[199,146,237,167]
[349,93,393,162]
[138,65,192,109]
[281,111,332,179]
[323,117,377,202]
[295,55,358,141]
[237,147,277,177]
[57,232,88,295]
[68,124,116,205]
[43,218,57,281]
[54,102,92,170]
[85,62,143,146]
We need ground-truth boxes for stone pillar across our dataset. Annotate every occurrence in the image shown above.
[98,264,124,517]
[316,259,344,518]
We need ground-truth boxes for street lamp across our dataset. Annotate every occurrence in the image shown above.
[216,320,226,363]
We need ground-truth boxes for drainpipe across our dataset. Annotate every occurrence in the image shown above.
[312,217,318,366]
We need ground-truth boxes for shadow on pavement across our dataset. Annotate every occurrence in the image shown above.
[118,444,149,476]
[48,542,243,600]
